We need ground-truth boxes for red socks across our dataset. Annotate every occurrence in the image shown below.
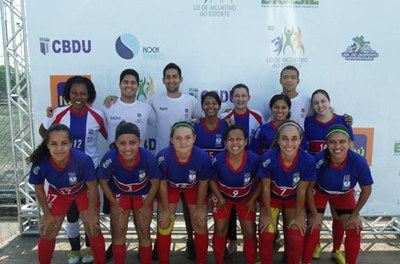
[303,228,321,263]
[88,234,105,264]
[195,232,209,264]
[243,238,257,264]
[332,218,345,251]
[286,229,304,264]
[212,234,227,264]
[139,245,153,264]
[259,232,274,264]
[345,229,361,264]
[157,233,171,264]
[38,238,56,264]
[112,243,126,264]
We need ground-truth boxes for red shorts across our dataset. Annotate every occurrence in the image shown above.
[111,193,153,212]
[314,188,356,213]
[46,189,97,217]
[210,194,256,221]
[270,196,297,209]
[158,186,207,205]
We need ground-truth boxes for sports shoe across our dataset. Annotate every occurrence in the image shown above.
[81,248,94,264]
[152,240,158,260]
[67,250,80,264]
[331,250,345,264]
[186,239,196,260]
[223,248,232,262]
[313,243,322,259]
[105,244,113,261]
[227,240,237,255]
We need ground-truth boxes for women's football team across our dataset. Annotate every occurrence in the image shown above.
[29,74,373,264]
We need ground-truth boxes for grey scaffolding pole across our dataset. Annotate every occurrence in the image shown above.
[0,0,38,235]
[0,0,399,237]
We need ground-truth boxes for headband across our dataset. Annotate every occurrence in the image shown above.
[171,121,194,134]
[115,122,141,140]
[326,128,350,139]
[277,121,302,133]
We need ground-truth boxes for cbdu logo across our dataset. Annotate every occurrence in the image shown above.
[115,33,140,60]
[40,37,91,55]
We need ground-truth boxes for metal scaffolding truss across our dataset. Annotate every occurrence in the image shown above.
[0,0,38,234]
[1,0,399,237]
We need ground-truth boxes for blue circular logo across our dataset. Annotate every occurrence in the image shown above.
[115,33,140,60]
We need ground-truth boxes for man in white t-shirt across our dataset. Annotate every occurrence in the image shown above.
[102,69,156,146]
[148,63,202,153]
[263,65,312,129]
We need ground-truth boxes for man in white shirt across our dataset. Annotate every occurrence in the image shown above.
[148,63,202,153]
[263,65,312,129]
[102,69,156,146]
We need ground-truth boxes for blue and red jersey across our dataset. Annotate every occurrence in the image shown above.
[305,114,354,155]
[315,150,373,195]
[221,108,263,146]
[98,148,161,196]
[211,150,260,201]
[250,121,309,155]
[258,147,316,199]
[250,121,277,155]
[43,105,107,167]
[156,145,212,189]
[29,148,96,195]
[194,117,229,158]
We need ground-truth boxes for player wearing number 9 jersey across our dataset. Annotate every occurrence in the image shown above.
[257,120,316,264]
[209,125,260,264]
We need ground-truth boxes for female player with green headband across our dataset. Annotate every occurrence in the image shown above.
[303,124,373,264]
[156,121,211,264]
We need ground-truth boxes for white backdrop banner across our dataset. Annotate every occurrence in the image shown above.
[25,0,400,214]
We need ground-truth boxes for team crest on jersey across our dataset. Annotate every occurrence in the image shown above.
[243,172,251,185]
[69,172,77,185]
[342,174,351,190]
[139,170,146,180]
[136,113,144,124]
[102,158,112,168]
[188,170,197,183]
[262,158,271,168]
[292,172,300,186]
[33,166,40,175]
[215,134,222,147]
[157,156,165,165]
[301,108,306,118]
[316,158,324,169]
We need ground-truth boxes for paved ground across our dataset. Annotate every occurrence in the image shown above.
[1,218,400,263]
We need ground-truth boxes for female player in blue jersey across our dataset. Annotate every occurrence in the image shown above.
[251,94,308,155]
[304,89,354,263]
[210,124,260,264]
[250,94,292,155]
[302,125,373,264]
[29,124,105,264]
[258,120,316,264]
[98,122,160,264]
[39,76,107,264]
[156,121,211,264]
[194,91,229,158]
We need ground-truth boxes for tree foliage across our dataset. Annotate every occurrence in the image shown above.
[0,65,16,100]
